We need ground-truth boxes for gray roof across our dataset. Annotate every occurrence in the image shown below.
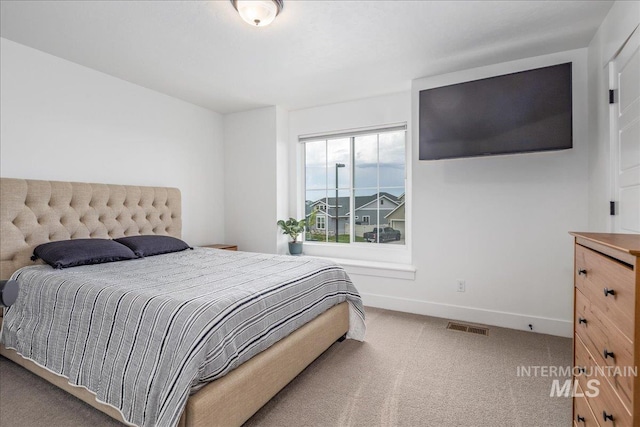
[305,192,400,218]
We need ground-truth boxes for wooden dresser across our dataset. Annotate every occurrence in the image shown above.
[570,232,640,427]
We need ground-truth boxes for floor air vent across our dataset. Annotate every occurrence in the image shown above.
[446,322,489,336]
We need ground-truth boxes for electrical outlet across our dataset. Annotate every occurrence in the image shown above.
[457,280,465,292]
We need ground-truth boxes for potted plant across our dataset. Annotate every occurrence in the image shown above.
[277,211,316,255]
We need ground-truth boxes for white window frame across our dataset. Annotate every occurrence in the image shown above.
[316,215,326,230]
[362,215,370,224]
[297,123,410,265]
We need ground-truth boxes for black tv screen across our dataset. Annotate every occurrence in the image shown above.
[419,62,572,160]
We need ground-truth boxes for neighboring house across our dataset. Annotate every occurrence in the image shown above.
[306,197,350,236]
[351,193,400,226]
[306,192,402,238]
[385,202,405,237]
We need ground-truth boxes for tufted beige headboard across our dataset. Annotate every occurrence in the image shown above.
[0,178,182,279]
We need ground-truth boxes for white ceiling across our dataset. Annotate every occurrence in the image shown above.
[1,1,613,114]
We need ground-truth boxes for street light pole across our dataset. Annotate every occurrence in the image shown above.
[335,163,345,243]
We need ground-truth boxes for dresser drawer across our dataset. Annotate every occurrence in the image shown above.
[575,290,634,410]
[576,373,632,426]
[575,333,634,415]
[575,244,635,341]
[574,381,601,427]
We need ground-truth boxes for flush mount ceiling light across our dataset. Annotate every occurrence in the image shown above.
[231,0,284,27]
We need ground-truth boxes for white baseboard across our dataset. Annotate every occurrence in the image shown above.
[360,292,573,338]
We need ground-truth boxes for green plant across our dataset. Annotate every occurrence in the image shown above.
[277,212,316,243]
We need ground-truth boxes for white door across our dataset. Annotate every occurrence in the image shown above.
[611,27,640,233]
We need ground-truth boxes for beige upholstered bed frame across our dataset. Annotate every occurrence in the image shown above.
[0,178,349,427]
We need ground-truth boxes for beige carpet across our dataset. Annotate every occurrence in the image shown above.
[1,307,572,427]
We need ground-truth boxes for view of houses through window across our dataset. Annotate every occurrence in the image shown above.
[303,127,406,244]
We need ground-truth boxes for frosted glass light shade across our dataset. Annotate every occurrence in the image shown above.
[233,1,282,27]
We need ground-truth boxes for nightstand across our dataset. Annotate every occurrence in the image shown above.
[202,244,238,251]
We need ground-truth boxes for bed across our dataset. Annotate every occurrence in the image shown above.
[0,178,365,427]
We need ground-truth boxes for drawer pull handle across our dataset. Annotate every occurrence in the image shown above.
[602,411,614,422]
[578,269,587,276]
[578,317,587,325]
[603,349,615,359]
[576,415,585,423]
[603,288,615,297]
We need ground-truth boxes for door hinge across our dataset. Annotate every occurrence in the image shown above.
[610,201,617,216]
[609,89,616,104]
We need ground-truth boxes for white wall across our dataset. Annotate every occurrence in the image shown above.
[587,1,640,231]
[289,50,589,337]
[276,106,291,255]
[223,106,278,253]
[0,38,225,246]
[409,49,588,337]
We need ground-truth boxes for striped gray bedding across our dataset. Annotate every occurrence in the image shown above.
[1,248,365,427]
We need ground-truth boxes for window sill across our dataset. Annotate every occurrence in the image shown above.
[310,256,416,280]
[302,240,409,262]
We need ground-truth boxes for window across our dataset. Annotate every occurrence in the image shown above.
[302,125,406,245]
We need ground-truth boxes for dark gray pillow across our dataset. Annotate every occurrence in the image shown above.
[114,235,191,257]
[32,239,138,269]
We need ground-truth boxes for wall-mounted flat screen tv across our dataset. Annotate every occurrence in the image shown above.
[419,62,572,160]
